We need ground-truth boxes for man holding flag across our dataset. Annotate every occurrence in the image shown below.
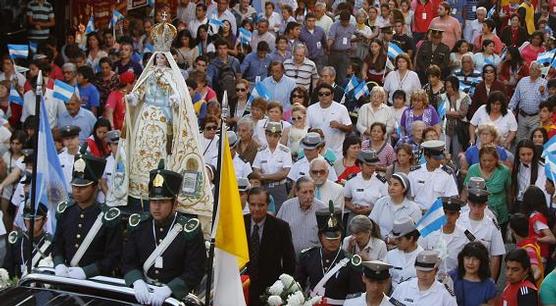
[122,163,205,306]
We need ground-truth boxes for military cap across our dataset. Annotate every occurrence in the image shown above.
[228,131,239,148]
[265,121,282,134]
[441,196,465,211]
[390,216,417,238]
[71,150,107,186]
[421,140,446,160]
[23,202,48,220]
[415,250,440,271]
[357,150,380,165]
[60,125,81,138]
[380,24,394,34]
[237,177,251,192]
[467,177,489,203]
[106,130,120,144]
[148,160,183,200]
[300,132,322,150]
[316,201,343,239]
[429,26,445,34]
[362,260,396,280]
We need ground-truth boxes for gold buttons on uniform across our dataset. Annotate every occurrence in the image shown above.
[159,228,163,232]
[76,234,81,239]
[75,244,79,248]
[80,214,84,219]
[155,270,159,274]
[78,224,82,228]
[158,239,162,243]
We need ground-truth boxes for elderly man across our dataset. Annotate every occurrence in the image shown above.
[509,61,548,140]
[309,158,344,213]
[453,54,482,98]
[57,93,97,144]
[250,18,276,52]
[277,176,327,255]
[236,117,259,164]
[466,6,487,44]
[61,62,78,86]
[395,120,427,158]
[228,131,252,179]
[284,44,319,92]
[262,62,297,119]
[288,132,337,182]
[311,66,344,103]
[314,2,333,33]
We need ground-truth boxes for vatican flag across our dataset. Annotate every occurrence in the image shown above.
[212,117,249,306]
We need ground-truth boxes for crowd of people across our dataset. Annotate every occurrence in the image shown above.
[4,0,556,305]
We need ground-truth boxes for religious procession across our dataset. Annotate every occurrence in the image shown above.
[4,0,556,305]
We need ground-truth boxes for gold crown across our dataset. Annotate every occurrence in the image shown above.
[150,13,177,52]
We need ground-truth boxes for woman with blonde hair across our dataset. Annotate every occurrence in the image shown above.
[287,104,309,158]
[356,86,395,135]
[399,89,440,136]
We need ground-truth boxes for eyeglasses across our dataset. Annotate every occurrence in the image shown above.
[292,94,304,98]
[236,87,247,92]
[292,116,304,121]
[205,126,218,131]
[311,169,327,176]
[318,91,332,97]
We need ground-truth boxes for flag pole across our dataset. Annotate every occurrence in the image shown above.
[205,90,229,306]
[27,70,42,274]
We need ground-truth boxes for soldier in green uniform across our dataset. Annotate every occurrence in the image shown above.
[122,163,206,306]
[53,150,122,280]
[4,201,52,278]
[295,202,364,305]
[414,27,450,83]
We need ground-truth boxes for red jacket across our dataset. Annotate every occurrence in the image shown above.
[500,279,538,306]
[413,0,439,33]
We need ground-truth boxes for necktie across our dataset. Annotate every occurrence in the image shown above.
[250,224,260,277]
[316,186,321,200]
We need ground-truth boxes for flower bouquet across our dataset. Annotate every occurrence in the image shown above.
[261,274,323,306]
[0,268,17,290]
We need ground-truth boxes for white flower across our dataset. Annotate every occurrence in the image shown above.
[38,256,53,268]
[268,281,284,295]
[309,296,322,305]
[286,291,305,306]
[0,269,9,282]
[267,295,283,306]
[279,274,296,289]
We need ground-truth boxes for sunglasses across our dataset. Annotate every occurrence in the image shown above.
[318,91,332,97]
[205,126,218,131]
[292,116,304,121]
[236,87,247,92]
[292,94,304,98]
[311,169,327,176]
[265,132,281,137]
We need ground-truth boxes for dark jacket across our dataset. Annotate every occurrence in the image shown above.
[500,26,529,48]
[244,214,296,306]
[467,80,507,121]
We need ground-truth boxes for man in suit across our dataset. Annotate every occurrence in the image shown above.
[245,186,296,306]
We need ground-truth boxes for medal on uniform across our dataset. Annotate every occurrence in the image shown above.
[155,256,163,268]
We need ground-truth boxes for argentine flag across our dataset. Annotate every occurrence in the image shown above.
[85,15,95,35]
[416,198,447,237]
[387,42,403,60]
[53,80,76,103]
[8,85,23,106]
[29,41,38,54]
[7,44,29,59]
[110,9,125,28]
[345,75,360,93]
[248,82,271,104]
[209,18,224,34]
[143,43,155,54]
[238,28,252,45]
[437,99,447,119]
[538,49,556,67]
[543,135,556,157]
[353,82,369,100]
[545,153,556,182]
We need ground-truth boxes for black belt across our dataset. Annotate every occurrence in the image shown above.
[519,109,539,117]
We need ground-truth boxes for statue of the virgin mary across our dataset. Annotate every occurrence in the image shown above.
[106,16,213,234]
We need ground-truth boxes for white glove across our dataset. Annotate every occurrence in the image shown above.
[126,93,138,106]
[151,285,172,306]
[169,94,179,108]
[54,264,69,277]
[67,267,87,280]
[133,279,152,305]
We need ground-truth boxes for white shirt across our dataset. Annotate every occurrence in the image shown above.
[383,70,422,104]
[207,9,238,35]
[391,278,457,306]
[261,12,283,34]
[343,293,395,306]
[253,144,293,175]
[233,153,253,178]
[199,134,219,167]
[316,15,334,33]
[356,103,396,135]
[342,235,387,261]
[470,104,518,143]
[188,17,208,39]
[0,71,26,88]
[344,173,388,210]
[58,149,75,191]
[287,156,337,182]
[97,154,115,204]
[386,245,424,288]
[307,101,352,158]
[22,88,66,129]
[419,225,470,273]
[457,212,506,256]
[408,164,459,210]
[516,162,550,203]
[315,179,345,212]
[254,118,291,146]
[369,196,422,240]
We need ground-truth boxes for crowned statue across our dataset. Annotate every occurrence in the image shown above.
[106,14,213,235]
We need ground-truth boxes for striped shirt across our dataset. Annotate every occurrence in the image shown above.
[276,197,327,256]
[27,0,54,41]
[283,58,319,91]
[454,69,482,97]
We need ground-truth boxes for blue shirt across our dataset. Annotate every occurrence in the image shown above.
[240,52,272,83]
[465,145,508,165]
[114,59,143,76]
[299,26,328,60]
[509,76,548,115]
[447,0,466,23]
[57,108,97,144]
[449,270,497,306]
[261,75,297,112]
[77,83,100,111]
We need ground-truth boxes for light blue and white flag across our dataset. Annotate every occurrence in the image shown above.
[29,41,38,54]
[143,43,155,54]
[537,49,556,66]
[35,95,68,233]
[209,18,224,29]
[416,198,447,237]
[353,81,369,100]
[53,80,76,103]
[110,9,125,28]
[239,27,252,45]
[387,42,403,60]
[437,99,447,119]
[394,120,403,138]
[543,135,556,157]
[248,82,271,103]
[545,152,556,182]
[85,15,95,34]
[345,75,360,93]
[8,85,23,106]
[7,44,29,59]
[487,5,496,18]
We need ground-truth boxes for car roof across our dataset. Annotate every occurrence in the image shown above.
[0,286,137,305]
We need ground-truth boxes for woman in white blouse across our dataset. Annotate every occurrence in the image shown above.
[342,215,387,261]
[469,90,517,149]
[383,53,421,105]
[356,86,395,135]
